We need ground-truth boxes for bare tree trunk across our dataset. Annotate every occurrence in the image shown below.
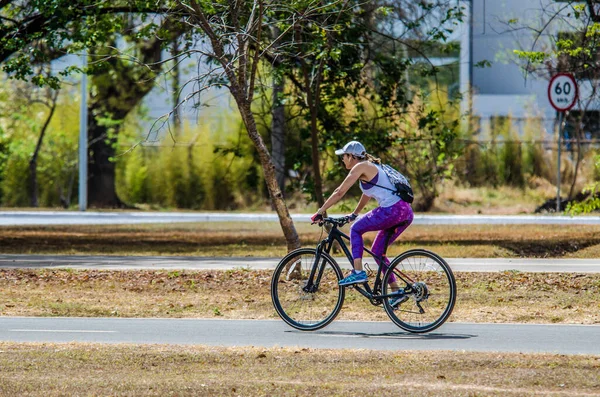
[186,1,300,251]
[237,98,300,251]
[29,92,58,207]
[271,76,286,192]
[86,20,179,208]
[28,160,39,208]
[87,111,125,208]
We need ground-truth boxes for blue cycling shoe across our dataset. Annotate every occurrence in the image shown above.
[389,290,409,308]
[338,270,367,286]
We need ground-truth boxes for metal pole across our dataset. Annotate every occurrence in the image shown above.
[468,0,473,118]
[556,112,563,213]
[79,51,88,211]
[458,0,472,133]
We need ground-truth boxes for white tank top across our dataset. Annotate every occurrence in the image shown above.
[359,164,402,208]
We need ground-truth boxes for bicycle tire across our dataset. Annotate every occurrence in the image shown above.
[382,249,456,333]
[271,248,345,331]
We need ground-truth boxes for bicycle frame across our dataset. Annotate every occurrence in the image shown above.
[272,221,456,333]
[309,221,414,306]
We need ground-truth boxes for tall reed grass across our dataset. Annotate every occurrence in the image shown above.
[1,77,598,210]
[455,114,598,194]
[115,113,267,210]
[0,81,268,209]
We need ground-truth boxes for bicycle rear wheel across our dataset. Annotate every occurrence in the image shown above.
[271,248,345,331]
[383,249,456,333]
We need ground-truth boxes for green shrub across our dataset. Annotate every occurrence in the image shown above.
[0,83,79,207]
[115,112,266,210]
[500,141,525,187]
[457,114,566,189]
[481,145,502,187]
[459,143,485,187]
[493,116,524,187]
[1,141,31,206]
[0,76,271,210]
[122,146,148,204]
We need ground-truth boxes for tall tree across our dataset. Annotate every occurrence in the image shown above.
[0,1,171,84]
[85,15,185,207]
[28,85,59,207]
[269,1,465,210]
[168,0,349,250]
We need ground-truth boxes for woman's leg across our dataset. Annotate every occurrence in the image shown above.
[349,206,387,271]
[369,201,414,287]
[370,201,413,256]
[350,201,413,272]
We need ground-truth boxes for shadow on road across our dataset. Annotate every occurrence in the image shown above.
[287,330,476,340]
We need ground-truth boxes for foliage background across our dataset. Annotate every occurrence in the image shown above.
[1,76,598,211]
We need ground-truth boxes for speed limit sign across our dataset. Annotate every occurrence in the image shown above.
[548,73,578,112]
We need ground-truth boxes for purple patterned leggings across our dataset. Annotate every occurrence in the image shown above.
[349,200,413,283]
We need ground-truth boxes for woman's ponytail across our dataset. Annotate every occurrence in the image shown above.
[366,153,381,164]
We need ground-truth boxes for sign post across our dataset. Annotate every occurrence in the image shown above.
[548,73,578,213]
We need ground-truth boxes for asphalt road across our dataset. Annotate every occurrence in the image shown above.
[0,317,597,355]
[2,211,597,355]
[1,254,599,273]
[2,210,600,225]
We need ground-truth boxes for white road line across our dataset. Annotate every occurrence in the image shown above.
[8,329,116,333]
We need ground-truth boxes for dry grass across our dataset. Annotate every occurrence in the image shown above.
[3,222,600,258]
[432,184,553,215]
[0,342,598,396]
[1,269,599,324]
[564,244,600,259]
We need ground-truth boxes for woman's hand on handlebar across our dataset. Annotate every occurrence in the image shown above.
[337,213,357,225]
[311,214,355,226]
[310,212,323,224]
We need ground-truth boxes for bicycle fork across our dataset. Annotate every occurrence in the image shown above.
[302,245,329,293]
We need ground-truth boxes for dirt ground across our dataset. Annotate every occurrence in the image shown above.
[1,269,599,324]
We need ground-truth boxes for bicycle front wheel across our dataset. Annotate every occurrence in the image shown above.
[271,248,345,331]
[383,249,456,333]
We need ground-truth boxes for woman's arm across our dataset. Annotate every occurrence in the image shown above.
[352,194,371,215]
[317,164,365,214]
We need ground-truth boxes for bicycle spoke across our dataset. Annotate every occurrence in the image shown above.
[383,249,456,333]
[271,249,344,331]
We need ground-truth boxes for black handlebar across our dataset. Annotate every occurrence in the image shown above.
[317,216,351,227]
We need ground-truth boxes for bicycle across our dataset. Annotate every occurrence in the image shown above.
[270,216,456,333]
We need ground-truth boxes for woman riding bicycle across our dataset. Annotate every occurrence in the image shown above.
[310,140,414,299]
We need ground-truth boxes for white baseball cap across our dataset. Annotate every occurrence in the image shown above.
[334,141,366,157]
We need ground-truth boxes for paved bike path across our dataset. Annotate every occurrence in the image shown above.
[1,254,600,272]
[0,317,598,355]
